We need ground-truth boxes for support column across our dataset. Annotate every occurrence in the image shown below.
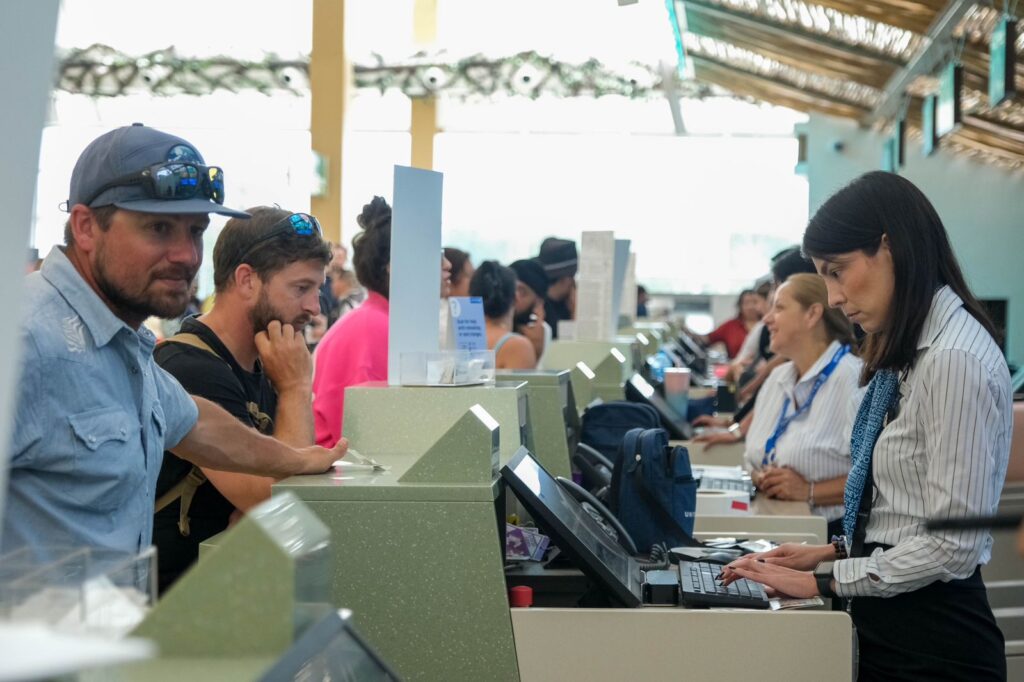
[410,0,438,170]
[310,0,349,245]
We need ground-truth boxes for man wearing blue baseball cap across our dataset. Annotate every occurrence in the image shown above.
[3,124,347,559]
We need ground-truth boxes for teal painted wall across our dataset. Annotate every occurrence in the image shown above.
[806,113,1024,366]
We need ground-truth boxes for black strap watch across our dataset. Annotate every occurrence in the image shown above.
[814,566,837,599]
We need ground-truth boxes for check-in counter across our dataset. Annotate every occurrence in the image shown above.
[511,608,852,682]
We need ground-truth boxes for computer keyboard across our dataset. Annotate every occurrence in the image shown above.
[678,561,770,609]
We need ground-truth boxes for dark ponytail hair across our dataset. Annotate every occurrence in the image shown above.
[802,171,996,382]
[469,260,516,319]
[351,196,392,298]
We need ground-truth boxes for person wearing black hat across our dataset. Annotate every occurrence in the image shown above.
[536,237,578,339]
[510,258,551,361]
[3,125,346,560]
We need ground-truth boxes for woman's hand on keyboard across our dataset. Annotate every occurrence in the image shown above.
[718,558,818,599]
[739,542,834,571]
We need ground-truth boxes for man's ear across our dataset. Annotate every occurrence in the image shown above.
[68,205,105,254]
[233,263,260,301]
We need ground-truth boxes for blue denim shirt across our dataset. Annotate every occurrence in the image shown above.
[3,247,198,557]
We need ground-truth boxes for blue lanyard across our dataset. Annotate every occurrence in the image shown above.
[762,344,850,467]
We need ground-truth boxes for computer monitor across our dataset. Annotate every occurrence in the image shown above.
[258,609,402,681]
[624,373,694,441]
[501,448,642,607]
[674,333,709,376]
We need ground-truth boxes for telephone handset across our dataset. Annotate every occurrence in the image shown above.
[555,476,638,556]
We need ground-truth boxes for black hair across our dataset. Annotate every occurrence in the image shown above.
[351,196,392,298]
[770,246,816,284]
[444,247,472,286]
[469,260,516,319]
[802,171,996,382]
[213,206,332,293]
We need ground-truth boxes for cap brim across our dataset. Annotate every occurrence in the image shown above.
[113,198,250,219]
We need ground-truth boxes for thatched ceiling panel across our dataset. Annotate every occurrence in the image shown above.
[692,56,870,118]
[805,0,945,35]
[684,10,899,87]
[681,0,924,59]
[684,34,882,106]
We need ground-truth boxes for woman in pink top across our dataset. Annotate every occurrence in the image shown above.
[313,197,393,447]
[312,197,453,446]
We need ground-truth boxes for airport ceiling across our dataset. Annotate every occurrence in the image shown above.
[674,0,1024,169]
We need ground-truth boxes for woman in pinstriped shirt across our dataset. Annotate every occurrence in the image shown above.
[722,172,1010,681]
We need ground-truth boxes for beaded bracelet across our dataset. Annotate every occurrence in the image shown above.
[830,534,849,560]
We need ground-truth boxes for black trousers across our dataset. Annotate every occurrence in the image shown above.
[850,558,1005,681]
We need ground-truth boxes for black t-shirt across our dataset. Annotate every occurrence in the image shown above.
[152,317,277,593]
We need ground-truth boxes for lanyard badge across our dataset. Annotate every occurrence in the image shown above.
[762,344,849,467]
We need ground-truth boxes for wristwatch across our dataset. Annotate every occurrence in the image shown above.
[814,566,837,599]
[727,422,743,440]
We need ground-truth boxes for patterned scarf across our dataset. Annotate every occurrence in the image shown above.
[843,368,901,538]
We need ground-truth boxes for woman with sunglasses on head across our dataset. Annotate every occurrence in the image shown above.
[721,172,1011,681]
[742,273,861,539]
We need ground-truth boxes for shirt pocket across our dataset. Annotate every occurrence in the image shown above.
[67,407,143,512]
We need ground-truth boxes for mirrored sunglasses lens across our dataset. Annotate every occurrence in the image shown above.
[153,164,199,199]
[288,213,317,236]
[206,167,225,204]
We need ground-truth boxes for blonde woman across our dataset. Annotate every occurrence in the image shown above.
[744,273,861,537]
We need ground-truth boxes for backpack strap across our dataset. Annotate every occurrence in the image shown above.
[154,331,274,532]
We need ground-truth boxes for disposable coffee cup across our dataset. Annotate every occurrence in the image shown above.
[664,367,691,417]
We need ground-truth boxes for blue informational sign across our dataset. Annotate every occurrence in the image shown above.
[936,62,962,137]
[989,17,1016,107]
[448,297,488,351]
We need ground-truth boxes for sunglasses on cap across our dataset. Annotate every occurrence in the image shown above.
[238,212,323,261]
[84,162,226,207]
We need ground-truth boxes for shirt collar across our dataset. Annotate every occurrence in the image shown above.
[916,285,962,351]
[40,246,135,349]
[796,339,843,386]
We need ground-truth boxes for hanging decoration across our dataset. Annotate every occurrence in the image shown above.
[57,44,716,100]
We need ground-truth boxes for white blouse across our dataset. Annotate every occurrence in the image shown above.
[744,340,865,521]
[834,286,1012,597]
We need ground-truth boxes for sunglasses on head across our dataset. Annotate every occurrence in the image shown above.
[238,212,323,261]
[85,162,226,207]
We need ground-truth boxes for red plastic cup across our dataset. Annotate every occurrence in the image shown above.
[508,585,533,608]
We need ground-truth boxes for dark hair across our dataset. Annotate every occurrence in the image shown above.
[770,246,816,283]
[802,171,996,382]
[444,247,471,286]
[64,205,118,246]
[735,289,757,312]
[213,206,332,293]
[351,196,392,298]
[469,260,516,319]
